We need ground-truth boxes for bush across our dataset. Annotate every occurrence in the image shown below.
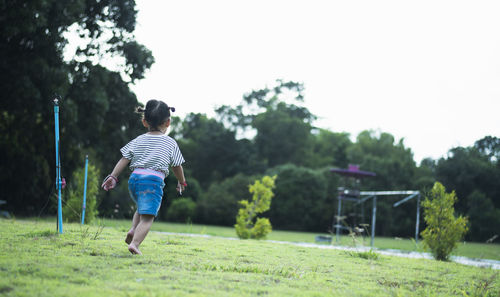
[266,164,332,231]
[166,197,196,223]
[159,174,201,221]
[63,162,100,223]
[196,174,259,226]
[235,175,276,239]
[421,182,468,261]
[466,190,500,242]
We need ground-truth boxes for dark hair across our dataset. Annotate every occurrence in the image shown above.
[137,99,175,131]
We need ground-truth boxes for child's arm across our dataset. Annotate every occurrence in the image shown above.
[101,157,130,191]
[172,165,187,194]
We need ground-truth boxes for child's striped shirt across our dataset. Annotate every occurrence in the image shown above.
[120,133,185,176]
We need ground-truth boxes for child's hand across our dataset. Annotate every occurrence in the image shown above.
[176,181,187,195]
[101,175,118,191]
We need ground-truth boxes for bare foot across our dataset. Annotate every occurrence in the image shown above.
[125,231,134,244]
[128,244,142,255]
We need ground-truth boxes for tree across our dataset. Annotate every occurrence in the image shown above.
[436,138,500,213]
[474,136,500,162]
[235,175,276,239]
[414,158,436,191]
[196,174,259,226]
[216,80,316,168]
[176,113,263,188]
[253,102,315,167]
[166,198,196,223]
[0,1,153,215]
[346,130,419,237]
[347,130,417,190]
[421,182,468,261]
[266,164,333,231]
[466,191,500,242]
[216,80,309,134]
[308,129,352,168]
[423,137,500,242]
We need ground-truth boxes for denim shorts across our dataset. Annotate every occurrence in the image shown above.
[128,173,165,216]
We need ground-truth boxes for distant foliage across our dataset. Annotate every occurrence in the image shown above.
[63,163,100,223]
[166,198,196,223]
[466,191,500,241]
[266,164,334,231]
[421,182,468,261]
[196,174,258,226]
[0,0,152,216]
[235,176,276,239]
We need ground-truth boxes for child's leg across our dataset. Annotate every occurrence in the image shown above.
[128,214,154,255]
[125,211,140,244]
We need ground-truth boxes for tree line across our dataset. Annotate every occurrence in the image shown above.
[1,1,498,243]
[161,81,499,242]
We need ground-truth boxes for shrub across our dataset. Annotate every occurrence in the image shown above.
[421,182,468,261]
[266,164,332,231]
[196,174,258,226]
[159,174,201,221]
[63,162,100,223]
[166,197,196,223]
[235,175,276,239]
[466,190,500,242]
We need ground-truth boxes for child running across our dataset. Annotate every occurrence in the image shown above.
[101,99,186,255]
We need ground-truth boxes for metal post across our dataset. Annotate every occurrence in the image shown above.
[415,194,421,243]
[335,196,342,243]
[371,196,377,247]
[81,155,89,224]
[361,201,365,224]
[53,98,63,234]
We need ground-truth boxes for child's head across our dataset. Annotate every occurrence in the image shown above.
[137,99,175,131]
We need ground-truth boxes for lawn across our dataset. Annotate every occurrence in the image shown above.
[0,218,498,296]
[103,219,500,261]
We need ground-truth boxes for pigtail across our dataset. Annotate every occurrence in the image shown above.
[138,100,174,131]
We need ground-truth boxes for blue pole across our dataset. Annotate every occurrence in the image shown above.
[54,98,63,234]
[81,155,89,224]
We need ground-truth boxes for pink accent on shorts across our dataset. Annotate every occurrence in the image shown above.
[133,168,165,179]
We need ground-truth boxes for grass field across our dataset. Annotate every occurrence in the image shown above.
[103,219,500,261]
[0,218,498,296]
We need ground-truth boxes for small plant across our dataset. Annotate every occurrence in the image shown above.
[410,238,424,252]
[461,272,498,297]
[92,221,105,240]
[333,216,369,247]
[421,182,468,261]
[346,249,379,260]
[235,175,276,239]
[79,220,105,243]
[63,162,100,223]
[166,197,196,223]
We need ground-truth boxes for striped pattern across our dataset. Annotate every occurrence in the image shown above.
[120,134,185,175]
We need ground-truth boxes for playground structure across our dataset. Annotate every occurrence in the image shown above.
[331,165,421,247]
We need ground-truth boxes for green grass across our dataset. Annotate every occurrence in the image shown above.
[1,218,498,296]
[102,218,500,261]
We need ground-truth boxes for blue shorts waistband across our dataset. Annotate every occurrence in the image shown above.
[132,168,165,179]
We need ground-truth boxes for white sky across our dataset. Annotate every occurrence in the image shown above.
[129,0,500,164]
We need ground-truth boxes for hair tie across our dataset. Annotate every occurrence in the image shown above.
[169,107,176,112]
[136,107,145,113]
